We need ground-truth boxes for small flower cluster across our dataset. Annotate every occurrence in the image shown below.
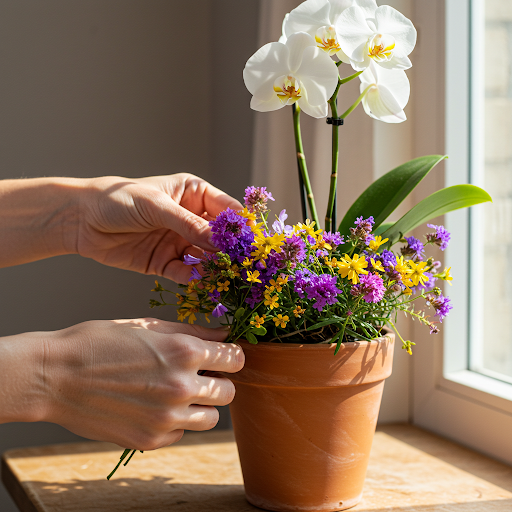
[151,187,453,354]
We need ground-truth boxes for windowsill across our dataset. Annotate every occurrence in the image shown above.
[2,424,512,511]
[442,370,512,415]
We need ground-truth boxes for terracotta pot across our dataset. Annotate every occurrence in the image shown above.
[228,333,394,512]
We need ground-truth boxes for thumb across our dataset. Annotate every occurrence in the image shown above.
[144,192,218,252]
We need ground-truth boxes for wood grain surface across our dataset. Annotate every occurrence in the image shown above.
[2,425,512,512]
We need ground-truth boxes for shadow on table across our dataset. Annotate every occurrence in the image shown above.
[13,476,512,512]
[378,424,512,493]
[3,429,235,459]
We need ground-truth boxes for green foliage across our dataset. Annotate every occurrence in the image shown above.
[338,155,447,235]
[382,184,492,244]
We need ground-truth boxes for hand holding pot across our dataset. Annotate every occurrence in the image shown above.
[0,319,244,450]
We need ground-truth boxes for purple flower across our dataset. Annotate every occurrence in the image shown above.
[184,254,202,265]
[293,269,341,311]
[212,303,228,318]
[189,267,202,281]
[426,292,452,322]
[209,208,254,262]
[245,287,264,308]
[380,250,397,268]
[208,289,220,302]
[351,273,386,303]
[322,231,344,247]
[426,224,451,251]
[402,236,425,260]
[275,235,306,268]
[244,186,275,213]
[350,216,375,241]
[272,209,293,235]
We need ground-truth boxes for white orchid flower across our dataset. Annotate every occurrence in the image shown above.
[336,5,417,71]
[359,62,410,123]
[280,0,377,61]
[243,32,339,118]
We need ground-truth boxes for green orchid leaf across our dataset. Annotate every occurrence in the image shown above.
[373,222,394,237]
[246,332,258,344]
[337,155,447,235]
[382,184,492,244]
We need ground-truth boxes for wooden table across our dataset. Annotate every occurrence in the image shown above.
[2,424,512,512]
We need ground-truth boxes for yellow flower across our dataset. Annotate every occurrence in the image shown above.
[293,306,306,317]
[337,253,369,284]
[408,260,429,287]
[264,285,275,295]
[273,314,289,328]
[186,280,199,294]
[295,219,322,238]
[176,293,185,305]
[251,232,286,260]
[242,257,253,268]
[230,264,241,277]
[204,313,211,324]
[324,257,338,269]
[264,294,279,310]
[250,314,266,328]
[403,287,412,296]
[177,303,199,325]
[238,207,257,223]
[394,256,412,278]
[246,270,262,284]
[368,236,389,251]
[313,236,332,251]
[370,258,385,272]
[438,266,453,285]
[269,277,287,292]
[217,280,230,292]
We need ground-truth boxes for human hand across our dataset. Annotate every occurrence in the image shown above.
[21,319,243,450]
[76,174,243,283]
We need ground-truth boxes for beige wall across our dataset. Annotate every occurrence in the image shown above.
[0,2,258,510]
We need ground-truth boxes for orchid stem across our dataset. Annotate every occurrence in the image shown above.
[339,70,364,85]
[340,84,372,119]
[292,104,319,226]
[325,76,345,232]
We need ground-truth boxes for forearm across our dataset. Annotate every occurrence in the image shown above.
[0,178,84,267]
[0,332,49,423]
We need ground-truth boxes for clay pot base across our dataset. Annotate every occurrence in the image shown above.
[246,491,362,511]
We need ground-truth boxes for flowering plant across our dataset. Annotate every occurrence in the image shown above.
[107,0,492,480]
[151,187,453,355]
[150,0,490,353]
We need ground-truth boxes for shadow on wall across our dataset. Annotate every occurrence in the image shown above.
[0,1,259,511]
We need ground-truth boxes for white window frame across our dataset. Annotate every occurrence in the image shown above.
[411,0,512,466]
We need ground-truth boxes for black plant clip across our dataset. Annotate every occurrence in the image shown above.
[326,117,344,126]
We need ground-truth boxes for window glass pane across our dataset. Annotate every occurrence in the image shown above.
[472,0,512,382]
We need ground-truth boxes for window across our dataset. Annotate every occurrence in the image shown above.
[411,0,512,466]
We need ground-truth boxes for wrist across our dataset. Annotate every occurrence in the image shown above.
[0,177,87,266]
[0,332,53,423]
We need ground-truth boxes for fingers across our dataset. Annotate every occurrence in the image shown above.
[175,405,220,432]
[193,374,236,407]
[145,192,218,252]
[141,319,230,342]
[201,182,244,217]
[198,340,245,373]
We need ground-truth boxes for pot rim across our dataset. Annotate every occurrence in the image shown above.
[235,332,394,350]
